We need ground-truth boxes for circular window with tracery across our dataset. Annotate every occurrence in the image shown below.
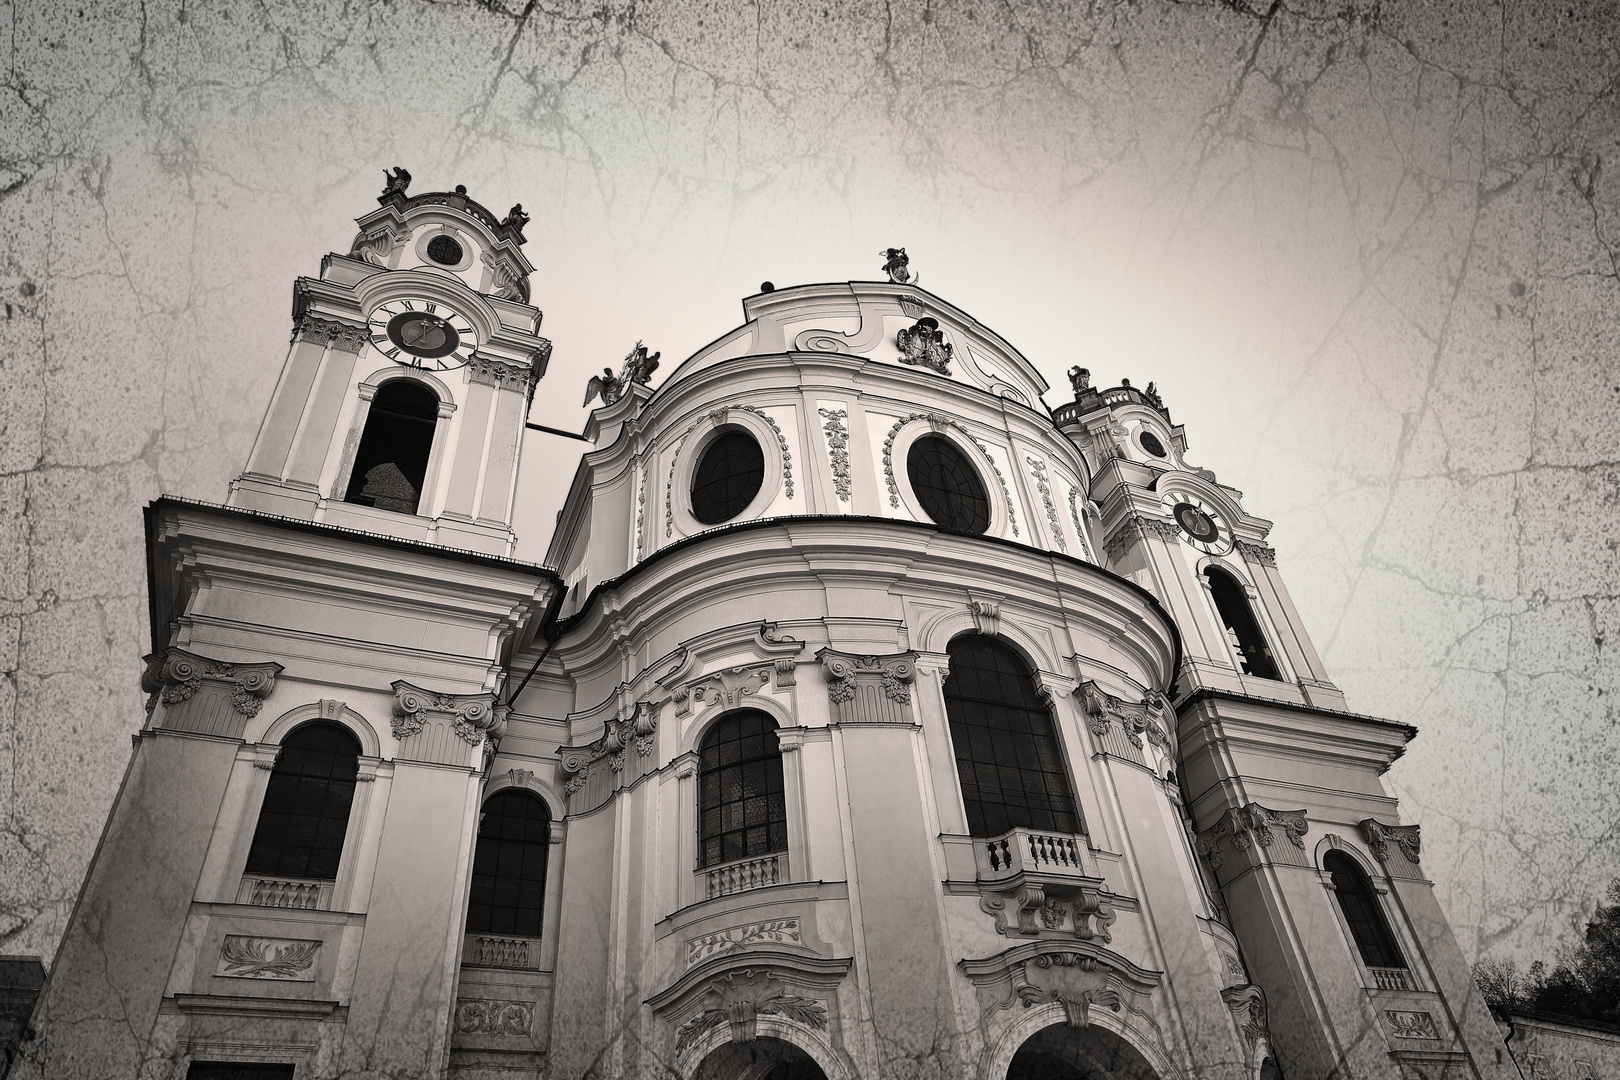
[691,430,765,525]
[426,234,464,266]
[906,434,990,535]
[1139,430,1168,458]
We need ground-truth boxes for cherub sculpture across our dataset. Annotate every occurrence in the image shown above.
[880,247,915,285]
[584,341,662,407]
[381,166,411,198]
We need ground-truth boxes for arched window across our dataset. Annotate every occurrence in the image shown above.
[907,435,990,534]
[698,711,787,868]
[1205,567,1281,680]
[1324,852,1405,970]
[344,380,440,515]
[942,635,1081,837]
[466,789,551,939]
[245,723,361,881]
[691,430,765,525]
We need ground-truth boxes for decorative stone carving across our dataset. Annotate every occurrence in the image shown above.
[350,227,397,265]
[507,768,533,788]
[559,696,660,791]
[1079,681,1166,750]
[732,404,794,500]
[635,466,648,556]
[1102,514,1182,561]
[979,883,1116,943]
[881,413,1017,535]
[1026,456,1067,554]
[673,972,827,1053]
[1198,804,1310,872]
[817,407,852,502]
[1223,984,1270,1064]
[961,941,1160,1038]
[817,649,917,723]
[1236,540,1278,567]
[380,165,411,198]
[483,252,528,301]
[1068,366,1091,396]
[686,918,803,966]
[895,316,953,374]
[1360,818,1422,865]
[454,998,534,1036]
[291,313,368,352]
[1066,489,1096,563]
[585,341,660,408]
[216,936,319,981]
[880,247,914,284]
[391,681,502,747]
[141,648,282,736]
[468,355,535,391]
[1386,1010,1440,1040]
[969,599,1000,636]
[687,665,772,709]
[1011,952,1120,1027]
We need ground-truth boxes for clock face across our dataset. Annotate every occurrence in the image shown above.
[367,299,478,369]
[1160,489,1233,555]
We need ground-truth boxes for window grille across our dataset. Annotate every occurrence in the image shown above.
[691,430,765,524]
[698,711,787,869]
[466,790,551,939]
[244,723,360,881]
[906,435,990,534]
[1325,852,1406,971]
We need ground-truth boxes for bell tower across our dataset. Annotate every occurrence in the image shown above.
[229,170,552,557]
[1055,372,1514,1080]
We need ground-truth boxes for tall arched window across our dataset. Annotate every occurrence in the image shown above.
[245,723,361,881]
[1324,852,1405,970]
[1205,567,1281,680]
[698,711,787,868]
[942,635,1081,838]
[344,380,440,515]
[466,790,551,939]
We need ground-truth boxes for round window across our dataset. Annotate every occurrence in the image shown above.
[426,234,464,266]
[691,430,765,525]
[906,435,990,534]
[1139,430,1168,458]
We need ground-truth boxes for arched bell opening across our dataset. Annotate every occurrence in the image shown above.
[1006,1022,1161,1080]
[344,379,440,515]
[692,1036,829,1080]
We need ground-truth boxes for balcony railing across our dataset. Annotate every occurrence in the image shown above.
[463,933,540,970]
[974,828,1090,886]
[703,853,783,899]
[1369,966,1412,991]
[236,874,334,910]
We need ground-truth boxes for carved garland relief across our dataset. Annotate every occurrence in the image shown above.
[1025,456,1067,554]
[686,918,803,966]
[454,998,535,1036]
[817,407,852,502]
[881,413,1018,536]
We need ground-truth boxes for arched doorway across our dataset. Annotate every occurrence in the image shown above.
[692,1036,829,1080]
[1006,1023,1161,1080]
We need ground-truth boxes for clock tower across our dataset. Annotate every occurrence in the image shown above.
[229,171,551,557]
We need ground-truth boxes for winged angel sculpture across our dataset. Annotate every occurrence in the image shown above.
[584,341,661,407]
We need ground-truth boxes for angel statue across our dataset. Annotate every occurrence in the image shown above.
[583,341,662,408]
[1068,366,1091,396]
[380,166,411,198]
[880,247,915,285]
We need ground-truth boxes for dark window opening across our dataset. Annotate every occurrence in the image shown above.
[185,1064,297,1080]
[344,381,440,515]
[466,790,551,938]
[691,430,764,525]
[698,711,787,868]
[907,435,990,534]
[1139,430,1168,458]
[426,234,464,265]
[942,635,1081,838]
[244,722,360,881]
[1205,568,1281,680]
[1325,852,1405,970]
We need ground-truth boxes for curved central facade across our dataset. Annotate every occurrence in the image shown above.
[15,185,1513,1080]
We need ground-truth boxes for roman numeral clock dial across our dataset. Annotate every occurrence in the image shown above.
[366,299,479,370]
[1160,489,1234,556]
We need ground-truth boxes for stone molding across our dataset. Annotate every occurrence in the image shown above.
[1198,804,1310,880]
[646,949,852,1056]
[292,313,368,353]
[1080,681,1169,752]
[1359,818,1422,865]
[816,648,916,724]
[142,647,282,738]
[960,940,1160,1032]
[1222,984,1271,1067]
[454,998,535,1036]
[390,681,503,764]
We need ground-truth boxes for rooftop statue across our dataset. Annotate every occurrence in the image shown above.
[1069,366,1091,396]
[880,247,915,285]
[583,341,661,407]
[381,166,411,198]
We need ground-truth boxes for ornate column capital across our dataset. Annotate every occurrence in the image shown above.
[816,648,918,724]
[390,680,501,764]
[1359,818,1421,865]
[141,647,283,738]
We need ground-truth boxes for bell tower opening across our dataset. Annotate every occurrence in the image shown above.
[344,379,440,515]
[1204,566,1280,680]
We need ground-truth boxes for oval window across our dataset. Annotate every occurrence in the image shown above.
[691,430,765,525]
[907,435,990,534]
[1139,430,1168,458]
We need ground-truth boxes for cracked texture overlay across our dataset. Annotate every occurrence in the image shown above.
[1,0,1617,973]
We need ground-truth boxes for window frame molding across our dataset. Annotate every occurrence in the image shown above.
[888,418,1010,538]
[666,408,788,538]
[1313,836,1426,992]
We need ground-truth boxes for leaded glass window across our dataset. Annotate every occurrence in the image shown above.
[698,711,787,868]
[906,435,990,534]
[942,635,1080,837]
[1325,852,1405,969]
[466,790,551,938]
[244,722,361,881]
[691,430,765,525]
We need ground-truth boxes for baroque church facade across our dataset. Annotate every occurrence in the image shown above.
[9,179,1516,1080]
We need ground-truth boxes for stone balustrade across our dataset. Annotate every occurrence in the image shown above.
[236,874,334,911]
[975,827,1089,885]
[703,853,783,899]
[463,933,538,970]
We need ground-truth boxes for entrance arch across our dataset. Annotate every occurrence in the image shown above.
[692,1036,829,1080]
[987,1005,1174,1080]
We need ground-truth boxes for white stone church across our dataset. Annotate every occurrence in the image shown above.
[7,178,1516,1080]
